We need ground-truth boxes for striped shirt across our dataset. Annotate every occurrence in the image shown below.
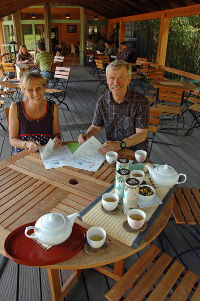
[35,51,53,72]
[116,47,130,61]
[92,89,149,152]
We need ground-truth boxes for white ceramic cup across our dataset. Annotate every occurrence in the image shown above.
[127,209,146,229]
[86,227,106,248]
[130,170,145,184]
[106,151,118,165]
[135,150,147,163]
[102,193,119,211]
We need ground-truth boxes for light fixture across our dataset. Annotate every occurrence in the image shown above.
[65,13,70,19]
[32,14,36,19]
[94,16,98,21]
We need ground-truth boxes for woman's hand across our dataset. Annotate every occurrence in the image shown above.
[53,136,62,149]
[78,134,86,144]
[26,140,41,152]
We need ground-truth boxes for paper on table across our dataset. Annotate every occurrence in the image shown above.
[40,137,105,172]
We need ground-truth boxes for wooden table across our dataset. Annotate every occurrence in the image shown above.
[15,63,35,79]
[0,147,174,301]
[151,79,197,94]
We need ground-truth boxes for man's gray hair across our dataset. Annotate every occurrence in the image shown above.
[106,60,132,78]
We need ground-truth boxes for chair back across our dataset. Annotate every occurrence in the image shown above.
[136,57,147,63]
[148,107,162,154]
[157,87,183,116]
[53,56,64,63]
[147,68,164,81]
[54,66,70,80]
[2,63,16,74]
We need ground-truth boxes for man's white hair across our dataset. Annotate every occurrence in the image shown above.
[106,60,132,78]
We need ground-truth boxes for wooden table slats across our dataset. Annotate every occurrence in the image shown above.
[172,187,200,225]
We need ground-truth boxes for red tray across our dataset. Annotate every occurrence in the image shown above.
[4,222,85,266]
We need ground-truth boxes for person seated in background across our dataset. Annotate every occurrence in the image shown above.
[16,45,33,64]
[9,72,62,154]
[78,60,149,154]
[116,41,130,61]
[35,41,53,79]
[104,41,114,56]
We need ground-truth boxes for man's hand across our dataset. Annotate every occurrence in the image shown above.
[53,136,62,149]
[78,134,86,144]
[98,141,120,155]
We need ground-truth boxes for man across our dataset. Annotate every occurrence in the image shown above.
[104,41,114,56]
[35,41,53,79]
[78,60,149,154]
[116,41,130,61]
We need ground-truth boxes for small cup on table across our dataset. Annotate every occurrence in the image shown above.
[127,209,146,229]
[130,170,145,184]
[86,226,106,249]
[102,193,119,211]
[135,150,147,163]
[106,151,118,165]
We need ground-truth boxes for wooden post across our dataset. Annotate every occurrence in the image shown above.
[44,2,52,53]
[156,15,170,66]
[0,20,4,56]
[107,22,113,40]
[119,20,125,46]
[11,11,22,49]
[80,7,86,66]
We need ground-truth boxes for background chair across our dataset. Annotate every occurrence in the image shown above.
[105,244,200,301]
[147,107,162,155]
[1,62,16,80]
[156,87,184,132]
[94,56,109,93]
[184,103,200,135]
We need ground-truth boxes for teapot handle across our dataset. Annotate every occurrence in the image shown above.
[25,226,38,239]
[177,174,187,184]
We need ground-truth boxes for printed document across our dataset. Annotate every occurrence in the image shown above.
[40,137,105,171]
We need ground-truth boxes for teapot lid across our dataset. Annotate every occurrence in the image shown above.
[40,213,65,231]
[157,165,176,176]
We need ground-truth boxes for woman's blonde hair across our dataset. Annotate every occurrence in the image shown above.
[20,72,47,92]
[18,45,28,56]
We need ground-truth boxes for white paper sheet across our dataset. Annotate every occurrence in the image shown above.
[40,137,105,172]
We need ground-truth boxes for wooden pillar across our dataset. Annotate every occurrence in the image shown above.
[119,20,125,46]
[44,2,52,53]
[156,15,170,66]
[12,11,22,49]
[80,7,86,66]
[107,21,114,40]
[0,20,4,55]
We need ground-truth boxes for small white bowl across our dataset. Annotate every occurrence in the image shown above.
[127,209,146,229]
[139,185,155,202]
[130,170,145,184]
[135,150,147,163]
[86,227,106,248]
[106,151,118,165]
[102,193,119,211]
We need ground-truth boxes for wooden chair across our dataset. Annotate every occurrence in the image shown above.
[0,100,7,131]
[94,57,109,93]
[1,62,16,80]
[53,56,64,63]
[184,103,200,135]
[172,187,200,225]
[105,244,200,301]
[46,66,71,110]
[147,107,162,155]
[156,87,184,131]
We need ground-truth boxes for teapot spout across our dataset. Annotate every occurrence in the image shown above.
[67,212,79,225]
[144,163,154,173]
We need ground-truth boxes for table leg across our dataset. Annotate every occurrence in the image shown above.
[47,268,81,301]
[94,259,124,282]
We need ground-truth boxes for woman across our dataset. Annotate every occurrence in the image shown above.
[16,45,33,64]
[9,72,62,154]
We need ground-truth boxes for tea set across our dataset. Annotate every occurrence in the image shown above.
[24,149,186,249]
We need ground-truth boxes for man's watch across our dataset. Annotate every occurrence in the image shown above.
[120,140,126,149]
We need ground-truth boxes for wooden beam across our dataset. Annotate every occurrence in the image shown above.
[109,4,200,23]
[0,20,4,56]
[156,15,170,66]
[44,2,51,53]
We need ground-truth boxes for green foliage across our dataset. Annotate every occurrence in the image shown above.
[166,16,200,75]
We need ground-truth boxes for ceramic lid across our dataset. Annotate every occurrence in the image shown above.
[40,213,65,231]
[156,165,176,176]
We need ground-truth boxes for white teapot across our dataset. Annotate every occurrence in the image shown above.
[145,164,186,188]
[25,212,79,245]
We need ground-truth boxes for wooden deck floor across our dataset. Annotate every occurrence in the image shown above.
[0,66,200,301]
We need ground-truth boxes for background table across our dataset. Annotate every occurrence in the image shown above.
[0,146,174,301]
